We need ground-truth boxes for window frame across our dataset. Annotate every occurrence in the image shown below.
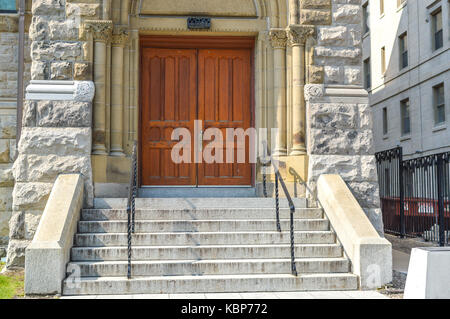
[364,58,371,89]
[381,46,386,75]
[397,0,406,9]
[431,8,443,51]
[400,98,411,136]
[399,32,408,69]
[363,1,370,34]
[382,107,388,135]
[433,83,446,125]
[0,0,17,13]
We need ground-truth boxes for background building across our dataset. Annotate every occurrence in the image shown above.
[363,0,450,159]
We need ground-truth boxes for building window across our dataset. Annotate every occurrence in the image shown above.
[432,9,443,51]
[364,58,371,89]
[399,33,408,69]
[363,2,370,34]
[401,99,411,136]
[381,46,386,74]
[434,83,445,125]
[380,0,385,16]
[0,0,16,12]
[397,0,406,8]
[383,107,388,135]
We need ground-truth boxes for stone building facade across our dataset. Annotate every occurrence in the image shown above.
[0,1,31,257]
[363,0,450,159]
[0,0,383,268]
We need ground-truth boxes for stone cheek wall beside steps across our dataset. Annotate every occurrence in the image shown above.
[6,82,95,268]
[5,0,96,268]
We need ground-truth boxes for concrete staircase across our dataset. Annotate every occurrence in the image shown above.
[62,198,358,295]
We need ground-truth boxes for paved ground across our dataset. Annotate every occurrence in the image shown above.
[62,291,389,299]
[393,249,410,273]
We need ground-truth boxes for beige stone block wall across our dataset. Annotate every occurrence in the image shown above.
[0,8,32,254]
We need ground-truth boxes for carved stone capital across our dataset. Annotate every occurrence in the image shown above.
[80,20,113,42]
[269,29,288,49]
[288,25,315,46]
[112,27,129,46]
[304,84,324,102]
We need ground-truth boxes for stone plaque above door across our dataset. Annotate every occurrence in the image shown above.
[140,0,257,17]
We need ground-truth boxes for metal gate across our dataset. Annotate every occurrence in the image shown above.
[375,148,450,246]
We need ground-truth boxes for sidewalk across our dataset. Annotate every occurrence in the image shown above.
[61,291,389,299]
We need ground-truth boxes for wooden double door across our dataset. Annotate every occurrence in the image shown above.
[140,37,254,186]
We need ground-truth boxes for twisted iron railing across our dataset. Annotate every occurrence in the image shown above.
[127,142,138,279]
[261,141,297,276]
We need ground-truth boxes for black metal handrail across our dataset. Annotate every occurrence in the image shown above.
[261,141,297,276]
[127,142,138,279]
[288,167,321,208]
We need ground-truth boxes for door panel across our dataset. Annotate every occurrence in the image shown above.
[141,48,197,185]
[197,49,252,186]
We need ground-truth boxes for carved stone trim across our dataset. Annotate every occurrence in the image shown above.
[304,84,324,101]
[288,24,315,46]
[80,20,113,42]
[269,28,287,49]
[111,27,129,46]
[25,80,95,102]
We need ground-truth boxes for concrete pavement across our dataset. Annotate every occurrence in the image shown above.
[61,291,389,299]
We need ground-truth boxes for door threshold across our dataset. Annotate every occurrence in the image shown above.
[140,186,253,188]
[138,187,257,198]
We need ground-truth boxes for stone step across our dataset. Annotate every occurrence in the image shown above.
[68,258,350,277]
[138,187,257,198]
[77,219,330,233]
[74,231,336,247]
[71,244,344,261]
[81,208,323,221]
[94,197,308,210]
[62,273,358,295]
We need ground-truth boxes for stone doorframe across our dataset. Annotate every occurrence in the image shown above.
[81,0,316,197]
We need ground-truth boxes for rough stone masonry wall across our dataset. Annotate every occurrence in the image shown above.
[301,0,384,234]
[6,0,95,268]
[0,12,32,257]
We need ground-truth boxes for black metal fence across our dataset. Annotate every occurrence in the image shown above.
[376,147,450,246]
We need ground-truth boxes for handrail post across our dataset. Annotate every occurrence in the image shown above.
[127,205,132,279]
[262,170,268,198]
[275,174,281,232]
[436,154,445,247]
[398,147,405,238]
[262,140,298,276]
[290,206,298,276]
[126,142,138,278]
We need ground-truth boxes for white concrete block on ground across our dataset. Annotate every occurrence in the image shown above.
[404,247,450,299]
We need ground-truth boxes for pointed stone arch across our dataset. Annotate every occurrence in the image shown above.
[84,0,308,196]
[129,0,290,28]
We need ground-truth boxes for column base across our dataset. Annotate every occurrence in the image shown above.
[289,148,307,156]
[110,150,126,157]
[272,149,287,157]
[92,146,108,156]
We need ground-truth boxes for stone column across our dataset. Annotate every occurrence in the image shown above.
[110,28,128,157]
[103,0,111,20]
[289,0,299,24]
[269,29,288,156]
[85,21,113,155]
[288,25,314,156]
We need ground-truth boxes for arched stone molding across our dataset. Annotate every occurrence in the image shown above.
[88,0,309,197]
